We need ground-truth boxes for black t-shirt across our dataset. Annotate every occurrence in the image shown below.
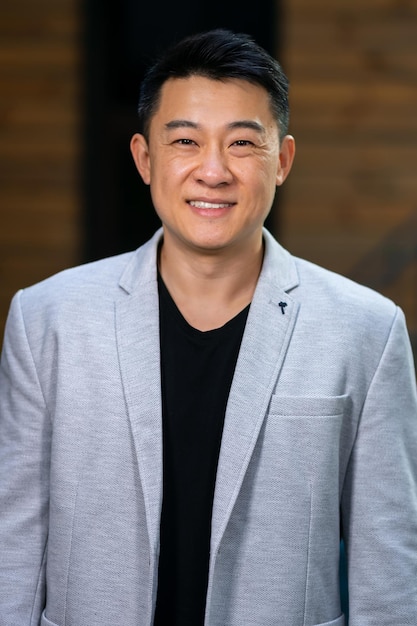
[153,275,249,625]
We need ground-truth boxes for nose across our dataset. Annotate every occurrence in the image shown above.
[194,145,233,186]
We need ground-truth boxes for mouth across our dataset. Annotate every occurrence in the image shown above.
[188,200,235,209]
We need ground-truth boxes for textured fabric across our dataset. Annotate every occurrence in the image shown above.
[0,228,416,626]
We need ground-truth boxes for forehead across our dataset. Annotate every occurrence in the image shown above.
[150,75,277,131]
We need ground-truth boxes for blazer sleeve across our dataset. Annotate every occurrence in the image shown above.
[0,291,50,625]
[341,306,417,625]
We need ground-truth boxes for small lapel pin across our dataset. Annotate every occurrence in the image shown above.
[278,301,287,315]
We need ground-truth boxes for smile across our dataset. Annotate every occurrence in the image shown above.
[189,201,234,209]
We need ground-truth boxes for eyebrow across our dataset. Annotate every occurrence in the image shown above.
[164,119,266,133]
[165,120,200,130]
[227,120,265,134]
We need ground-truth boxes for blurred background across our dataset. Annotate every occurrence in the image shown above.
[0,0,416,367]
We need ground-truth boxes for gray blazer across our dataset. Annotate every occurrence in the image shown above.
[1,229,417,626]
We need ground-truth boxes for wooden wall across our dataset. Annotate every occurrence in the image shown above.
[281,0,417,356]
[0,0,81,339]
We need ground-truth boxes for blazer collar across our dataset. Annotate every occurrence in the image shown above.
[118,228,163,295]
[260,227,300,294]
[117,227,300,297]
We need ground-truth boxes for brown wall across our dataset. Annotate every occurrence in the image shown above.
[0,0,81,340]
[281,0,417,354]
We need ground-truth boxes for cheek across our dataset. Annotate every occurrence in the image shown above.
[248,169,278,201]
[148,164,185,217]
[237,157,278,193]
[161,150,194,171]
[148,159,173,196]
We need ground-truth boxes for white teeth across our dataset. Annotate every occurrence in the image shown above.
[190,201,231,209]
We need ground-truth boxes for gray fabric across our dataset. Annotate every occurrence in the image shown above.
[1,228,416,626]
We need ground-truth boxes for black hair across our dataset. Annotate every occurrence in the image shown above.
[137,29,290,139]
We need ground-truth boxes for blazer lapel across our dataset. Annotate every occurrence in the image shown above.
[210,231,300,558]
[113,229,300,596]
[115,232,163,562]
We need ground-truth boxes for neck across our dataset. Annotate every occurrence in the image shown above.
[158,236,264,331]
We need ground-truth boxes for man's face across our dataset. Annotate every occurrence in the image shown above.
[131,75,295,256]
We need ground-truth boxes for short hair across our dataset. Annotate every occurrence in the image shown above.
[137,29,290,140]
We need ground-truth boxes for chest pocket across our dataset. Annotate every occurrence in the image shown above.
[268,394,349,418]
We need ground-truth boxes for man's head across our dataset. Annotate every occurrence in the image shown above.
[137,29,290,141]
[130,30,295,258]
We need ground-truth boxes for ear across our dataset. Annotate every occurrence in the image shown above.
[130,133,151,185]
[276,135,296,187]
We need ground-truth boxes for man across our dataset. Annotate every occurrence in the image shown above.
[0,29,416,626]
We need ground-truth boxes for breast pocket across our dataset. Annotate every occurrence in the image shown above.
[263,394,349,486]
[268,394,349,418]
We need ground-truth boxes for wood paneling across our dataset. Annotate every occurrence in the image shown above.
[0,0,81,339]
[281,0,417,357]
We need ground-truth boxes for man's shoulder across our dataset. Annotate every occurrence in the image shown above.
[263,230,397,322]
[22,250,134,301]
[293,255,398,328]
[15,231,161,321]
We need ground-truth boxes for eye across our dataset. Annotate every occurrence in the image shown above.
[174,138,196,145]
[232,139,254,147]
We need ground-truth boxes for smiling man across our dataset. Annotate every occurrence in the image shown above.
[1,29,417,626]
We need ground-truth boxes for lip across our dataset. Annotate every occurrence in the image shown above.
[187,199,236,209]
[187,199,236,218]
